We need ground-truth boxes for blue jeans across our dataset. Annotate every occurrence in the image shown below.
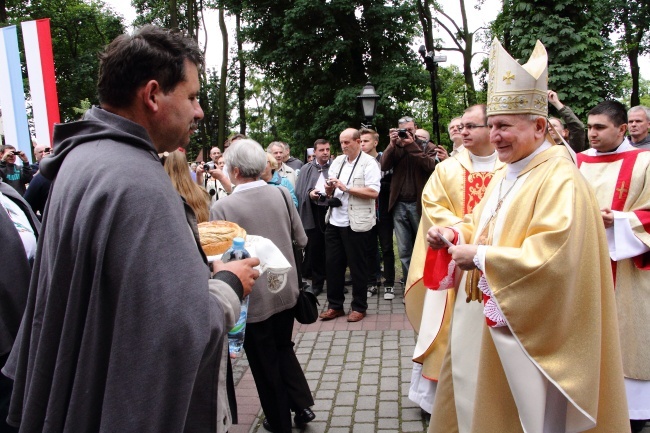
[392,201,420,279]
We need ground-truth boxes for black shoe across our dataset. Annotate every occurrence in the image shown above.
[294,408,316,427]
[343,287,349,294]
[262,417,275,432]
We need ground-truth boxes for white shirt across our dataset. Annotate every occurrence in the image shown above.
[329,153,381,228]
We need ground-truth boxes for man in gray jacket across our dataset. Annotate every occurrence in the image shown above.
[319,128,381,322]
[2,26,259,433]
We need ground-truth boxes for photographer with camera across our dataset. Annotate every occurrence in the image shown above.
[381,116,438,285]
[0,145,34,195]
[318,128,380,323]
[196,148,232,203]
[295,139,332,297]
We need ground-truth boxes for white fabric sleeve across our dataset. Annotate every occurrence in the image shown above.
[363,158,381,192]
[476,245,487,272]
[608,211,650,261]
[208,279,242,329]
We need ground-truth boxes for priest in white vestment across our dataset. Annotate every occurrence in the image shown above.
[406,104,501,415]
[425,38,629,433]
[577,100,650,433]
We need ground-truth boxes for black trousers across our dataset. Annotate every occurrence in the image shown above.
[325,224,373,313]
[243,308,313,433]
[367,216,396,287]
[303,205,328,289]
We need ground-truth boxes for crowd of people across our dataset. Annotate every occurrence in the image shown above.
[1,24,650,433]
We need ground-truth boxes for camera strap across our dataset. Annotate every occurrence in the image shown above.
[336,153,361,189]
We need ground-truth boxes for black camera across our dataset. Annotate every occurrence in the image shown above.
[208,188,216,197]
[316,192,342,207]
[203,163,211,172]
[397,129,409,139]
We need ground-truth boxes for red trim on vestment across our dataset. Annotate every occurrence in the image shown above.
[464,170,495,214]
[483,293,497,327]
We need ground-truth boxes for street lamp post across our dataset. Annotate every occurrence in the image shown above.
[418,45,446,145]
[357,81,380,129]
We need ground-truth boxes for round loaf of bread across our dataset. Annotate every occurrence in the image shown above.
[198,220,247,256]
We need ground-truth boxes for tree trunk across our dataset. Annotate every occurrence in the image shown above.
[458,0,476,105]
[628,47,640,107]
[169,0,177,29]
[0,0,7,24]
[236,12,246,135]
[416,0,434,53]
[218,8,228,147]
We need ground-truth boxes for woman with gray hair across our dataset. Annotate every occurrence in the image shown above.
[210,139,314,433]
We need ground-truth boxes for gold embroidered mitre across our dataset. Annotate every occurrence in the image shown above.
[487,38,548,117]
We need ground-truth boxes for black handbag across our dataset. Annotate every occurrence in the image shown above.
[278,188,320,324]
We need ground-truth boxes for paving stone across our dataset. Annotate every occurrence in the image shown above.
[362,365,379,374]
[379,391,398,401]
[401,420,426,431]
[355,395,377,410]
[332,406,353,416]
[358,385,378,395]
[339,382,360,392]
[351,423,377,433]
[316,389,335,401]
[335,391,357,406]
[401,406,424,420]
[340,370,360,382]
[354,410,378,423]
[377,417,400,429]
[360,373,379,385]
[377,401,399,417]
[326,355,345,366]
[319,381,338,390]
[329,345,347,356]
[330,415,352,427]
[345,352,363,362]
[348,342,365,352]
[380,376,399,391]
[364,357,380,366]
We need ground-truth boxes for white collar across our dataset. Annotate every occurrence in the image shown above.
[232,179,266,194]
[505,141,552,180]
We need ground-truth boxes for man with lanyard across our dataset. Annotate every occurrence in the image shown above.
[319,128,380,322]
[405,104,502,416]
[577,100,650,433]
[426,39,628,433]
[295,139,331,297]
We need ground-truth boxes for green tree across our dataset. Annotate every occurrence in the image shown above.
[493,0,624,117]
[611,0,650,107]
[234,0,427,153]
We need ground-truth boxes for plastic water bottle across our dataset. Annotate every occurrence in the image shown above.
[221,237,251,355]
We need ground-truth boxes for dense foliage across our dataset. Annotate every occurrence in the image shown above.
[493,0,624,117]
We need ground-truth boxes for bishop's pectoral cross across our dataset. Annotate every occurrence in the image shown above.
[616,182,628,200]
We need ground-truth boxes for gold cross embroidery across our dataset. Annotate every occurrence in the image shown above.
[503,71,515,84]
[616,182,628,200]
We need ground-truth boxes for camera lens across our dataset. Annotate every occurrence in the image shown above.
[209,189,216,196]
[398,129,408,139]
[203,164,211,172]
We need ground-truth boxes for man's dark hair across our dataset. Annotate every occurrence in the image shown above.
[465,104,487,123]
[313,138,330,150]
[588,100,628,127]
[98,25,204,109]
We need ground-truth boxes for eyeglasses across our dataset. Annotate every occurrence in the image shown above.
[458,124,488,132]
[398,116,414,124]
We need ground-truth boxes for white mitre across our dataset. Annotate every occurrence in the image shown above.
[487,38,548,117]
